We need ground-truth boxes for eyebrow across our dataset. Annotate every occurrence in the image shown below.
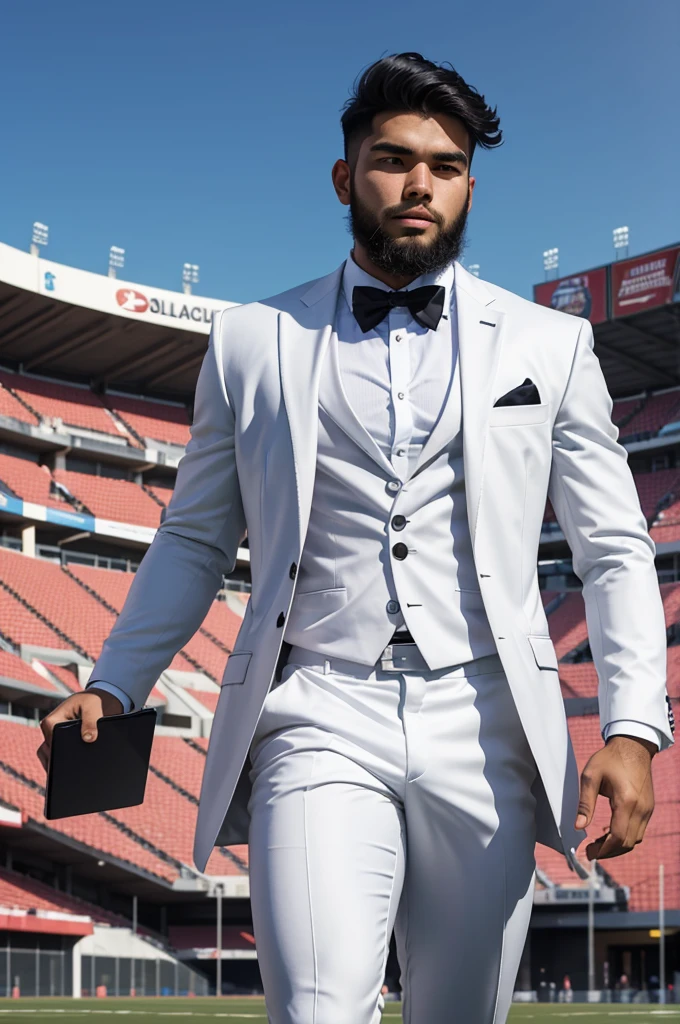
[369,141,469,168]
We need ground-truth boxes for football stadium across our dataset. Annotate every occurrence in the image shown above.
[0,237,678,1018]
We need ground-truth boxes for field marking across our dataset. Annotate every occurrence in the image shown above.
[0,1011,268,1019]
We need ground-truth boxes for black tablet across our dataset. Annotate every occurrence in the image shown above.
[44,707,157,819]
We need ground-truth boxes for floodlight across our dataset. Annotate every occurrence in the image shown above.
[108,245,125,278]
[182,262,200,294]
[613,226,629,248]
[613,226,629,260]
[30,221,49,255]
[543,248,559,271]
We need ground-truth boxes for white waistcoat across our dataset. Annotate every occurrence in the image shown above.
[284,326,499,670]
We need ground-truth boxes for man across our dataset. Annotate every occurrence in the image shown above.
[38,53,673,1023]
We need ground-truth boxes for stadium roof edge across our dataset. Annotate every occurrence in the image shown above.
[534,241,680,399]
[0,242,240,401]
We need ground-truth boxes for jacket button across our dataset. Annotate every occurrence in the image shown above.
[289,562,297,579]
[391,514,407,531]
[387,600,400,614]
[276,612,285,627]
[392,543,408,560]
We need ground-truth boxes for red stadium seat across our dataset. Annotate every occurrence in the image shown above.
[103,394,191,448]
[0,371,129,441]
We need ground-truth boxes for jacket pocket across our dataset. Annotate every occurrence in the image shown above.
[526,634,559,671]
[489,402,549,427]
[294,587,347,609]
[221,652,252,686]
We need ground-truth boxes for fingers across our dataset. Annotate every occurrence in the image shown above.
[575,762,603,830]
[79,697,101,743]
[587,787,653,860]
[36,742,49,772]
[36,692,104,773]
[635,808,653,845]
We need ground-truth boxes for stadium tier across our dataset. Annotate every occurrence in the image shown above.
[0,864,143,932]
[102,393,191,448]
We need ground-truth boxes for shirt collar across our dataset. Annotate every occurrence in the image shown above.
[341,251,455,328]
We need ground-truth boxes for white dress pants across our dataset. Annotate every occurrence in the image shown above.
[247,647,538,1024]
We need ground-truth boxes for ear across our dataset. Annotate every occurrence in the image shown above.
[332,159,351,206]
[467,177,475,212]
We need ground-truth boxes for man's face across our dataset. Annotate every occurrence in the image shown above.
[334,110,475,279]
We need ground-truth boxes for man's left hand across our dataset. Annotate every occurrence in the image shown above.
[575,734,656,860]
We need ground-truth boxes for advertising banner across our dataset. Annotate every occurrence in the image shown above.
[0,491,26,518]
[0,243,236,335]
[611,245,680,318]
[533,266,608,324]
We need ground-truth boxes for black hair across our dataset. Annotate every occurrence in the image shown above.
[341,52,502,169]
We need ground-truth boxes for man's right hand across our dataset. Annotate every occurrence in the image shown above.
[37,688,124,773]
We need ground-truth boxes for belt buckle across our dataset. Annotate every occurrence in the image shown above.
[380,644,397,672]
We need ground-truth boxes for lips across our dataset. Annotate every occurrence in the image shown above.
[393,210,435,224]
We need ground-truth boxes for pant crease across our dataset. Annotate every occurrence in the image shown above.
[491,836,508,1024]
[376,822,404,1021]
[302,752,320,1024]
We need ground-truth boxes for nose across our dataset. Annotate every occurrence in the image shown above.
[403,161,433,203]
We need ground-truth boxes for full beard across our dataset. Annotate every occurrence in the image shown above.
[347,184,470,278]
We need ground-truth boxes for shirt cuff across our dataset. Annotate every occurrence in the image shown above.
[86,680,134,714]
[603,720,661,750]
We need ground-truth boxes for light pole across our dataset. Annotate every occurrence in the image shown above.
[130,894,137,997]
[108,246,125,279]
[659,863,666,1004]
[182,263,199,295]
[613,226,629,261]
[543,248,559,282]
[588,860,596,996]
[215,882,224,997]
[30,222,49,257]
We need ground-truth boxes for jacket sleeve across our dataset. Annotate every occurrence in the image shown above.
[547,317,673,750]
[86,309,246,711]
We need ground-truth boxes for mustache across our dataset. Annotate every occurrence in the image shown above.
[383,204,444,226]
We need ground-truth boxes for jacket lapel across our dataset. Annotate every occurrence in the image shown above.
[319,328,397,477]
[278,264,344,546]
[455,265,506,548]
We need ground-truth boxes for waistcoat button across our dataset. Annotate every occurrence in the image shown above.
[386,600,400,614]
[391,515,407,531]
[387,480,401,493]
[392,543,408,560]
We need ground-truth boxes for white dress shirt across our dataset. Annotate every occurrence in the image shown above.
[336,254,454,480]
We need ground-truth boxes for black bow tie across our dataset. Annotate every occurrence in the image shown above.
[352,284,446,333]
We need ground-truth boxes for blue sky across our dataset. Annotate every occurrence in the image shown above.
[1,0,677,304]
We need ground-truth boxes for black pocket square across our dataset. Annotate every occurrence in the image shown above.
[493,377,541,407]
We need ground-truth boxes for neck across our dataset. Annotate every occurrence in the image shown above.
[350,243,420,291]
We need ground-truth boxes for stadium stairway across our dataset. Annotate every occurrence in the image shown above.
[64,563,228,682]
[0,371,134,443]
[0,650,63,696]
[101,393,191,449]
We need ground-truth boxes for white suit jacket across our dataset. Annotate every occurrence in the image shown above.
[89,260,673,873]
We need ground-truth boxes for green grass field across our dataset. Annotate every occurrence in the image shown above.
[1,998,679,1022]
